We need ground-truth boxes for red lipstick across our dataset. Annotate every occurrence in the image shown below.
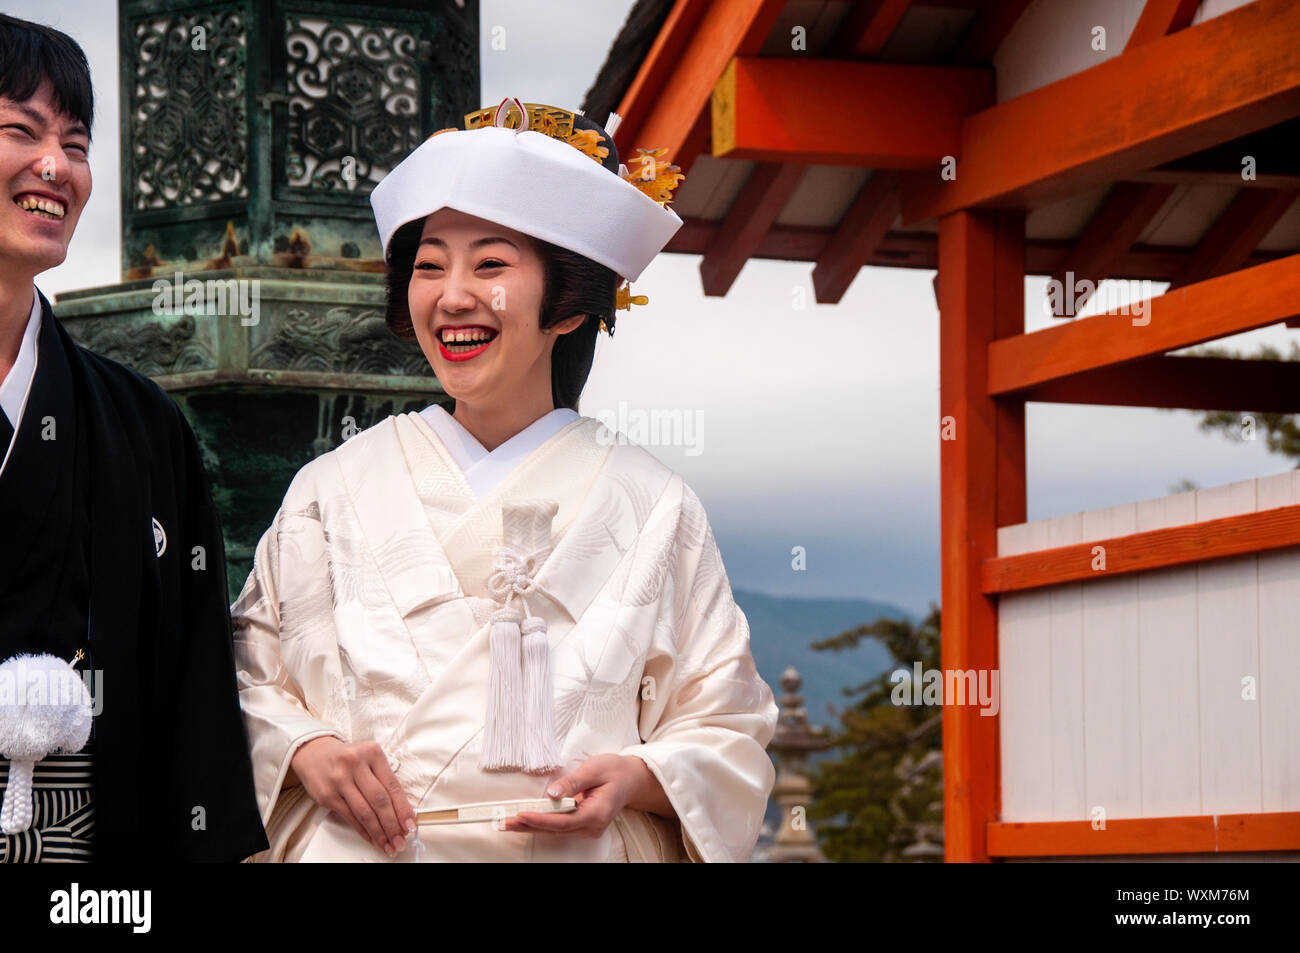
[439,337,494,362]
[436,324,498,362]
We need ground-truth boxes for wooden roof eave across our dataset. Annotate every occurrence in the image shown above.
[900,0,1300,223]
[607,0,786,169]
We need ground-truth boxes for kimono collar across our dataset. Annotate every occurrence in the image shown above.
[0,287,41,450]
[417,404,579,499]
[335,414,676,630]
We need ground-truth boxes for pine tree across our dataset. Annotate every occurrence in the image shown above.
[1191,342,1300,462]
[805,605,944,862]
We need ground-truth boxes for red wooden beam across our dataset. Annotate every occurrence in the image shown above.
[711,56,993,168]
[811,171,899,304]
[1169,188,1300,289]
[951,0,1033,64]
[938,209,1024,862]
[1025,240,1284,282]
[1047,183,1176,316]
[614,0,786,167]
[836,0,914,58]
[902,0,1300,222]
[663,219,1291,280]
[993,214,1027,535]
[677,105,712,178]
[983,504,1300,594]
[1022,355,1300,414]
[988,253,1300,396]
[989,811,1300,856]
[1127,167,1300,189]
[1125,0,1200,50]
[698,161,806,297]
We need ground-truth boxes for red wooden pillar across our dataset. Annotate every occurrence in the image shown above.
[937,209,1026,861]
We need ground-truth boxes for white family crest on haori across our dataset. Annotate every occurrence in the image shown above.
[231,411,779,862]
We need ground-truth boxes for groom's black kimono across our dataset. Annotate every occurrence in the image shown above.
[0,289,267,862]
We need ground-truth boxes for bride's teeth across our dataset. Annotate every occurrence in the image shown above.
[441,328,494,345]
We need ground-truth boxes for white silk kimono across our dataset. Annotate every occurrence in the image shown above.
[230,411,778,862]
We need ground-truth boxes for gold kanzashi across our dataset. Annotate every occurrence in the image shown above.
[564,127,610,163]
[424,99,682,335]
[463,101,576,139]
[620,147,684,208]
[616,281,649,311]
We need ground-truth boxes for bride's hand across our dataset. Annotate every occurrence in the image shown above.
[503,754,675,837]
[289,736,415,856]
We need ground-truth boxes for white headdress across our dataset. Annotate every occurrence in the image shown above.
[370,97,686,334]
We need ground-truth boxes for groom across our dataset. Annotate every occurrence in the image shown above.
[0,14,266,861]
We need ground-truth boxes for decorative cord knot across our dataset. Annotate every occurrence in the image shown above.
[480,542,562,774]
[485,545,551,618]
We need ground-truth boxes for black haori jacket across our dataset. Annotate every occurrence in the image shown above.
[0,290,267,861]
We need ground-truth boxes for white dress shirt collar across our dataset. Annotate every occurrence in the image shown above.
[418,403,580,498]
[0,287,42,430]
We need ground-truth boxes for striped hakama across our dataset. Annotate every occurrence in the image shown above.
[0,741,94,862]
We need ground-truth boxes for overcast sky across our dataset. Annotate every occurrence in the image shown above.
[11,0,1298,617]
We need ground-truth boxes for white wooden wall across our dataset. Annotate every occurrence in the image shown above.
[997,471,1300,860]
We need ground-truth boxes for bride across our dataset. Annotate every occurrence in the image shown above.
[230,98,777,862]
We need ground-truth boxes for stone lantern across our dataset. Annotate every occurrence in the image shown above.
[54,0,479,592]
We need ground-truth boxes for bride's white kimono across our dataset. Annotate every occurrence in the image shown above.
[230,410,778,862]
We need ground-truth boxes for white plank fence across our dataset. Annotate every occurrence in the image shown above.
[997,471,1300,860]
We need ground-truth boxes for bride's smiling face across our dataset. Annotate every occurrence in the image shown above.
[407,207,580,408]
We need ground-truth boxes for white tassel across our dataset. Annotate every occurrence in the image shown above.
[480,607,524,769]
[0,759,34,834]
[482,503,561,772]
[0,653,93,833]
[520,615,561,773]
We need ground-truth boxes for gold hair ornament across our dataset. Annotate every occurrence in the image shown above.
[429,97,684,334]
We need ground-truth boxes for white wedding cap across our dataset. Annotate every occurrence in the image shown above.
[370,124,683,282]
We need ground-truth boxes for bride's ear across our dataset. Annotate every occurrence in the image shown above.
[551,313,589,336]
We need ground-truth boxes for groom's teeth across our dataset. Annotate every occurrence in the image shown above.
[14,195,66,218]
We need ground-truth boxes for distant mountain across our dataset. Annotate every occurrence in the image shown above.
[733,588,914,732]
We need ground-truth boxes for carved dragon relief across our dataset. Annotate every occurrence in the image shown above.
[250,305,434,377]
[65,313,213,376]
[64,302,432,379]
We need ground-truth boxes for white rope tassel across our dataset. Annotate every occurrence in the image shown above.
[0,759,34,834]
[482,540,554,771]
[521,615,561,772]
[481,605,524,769]
[482,500,561,773]
[0,653,93,833]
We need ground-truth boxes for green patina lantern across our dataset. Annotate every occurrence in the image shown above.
[55,0,478,594]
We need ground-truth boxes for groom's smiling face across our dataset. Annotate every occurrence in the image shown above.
[0,79,91,277]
